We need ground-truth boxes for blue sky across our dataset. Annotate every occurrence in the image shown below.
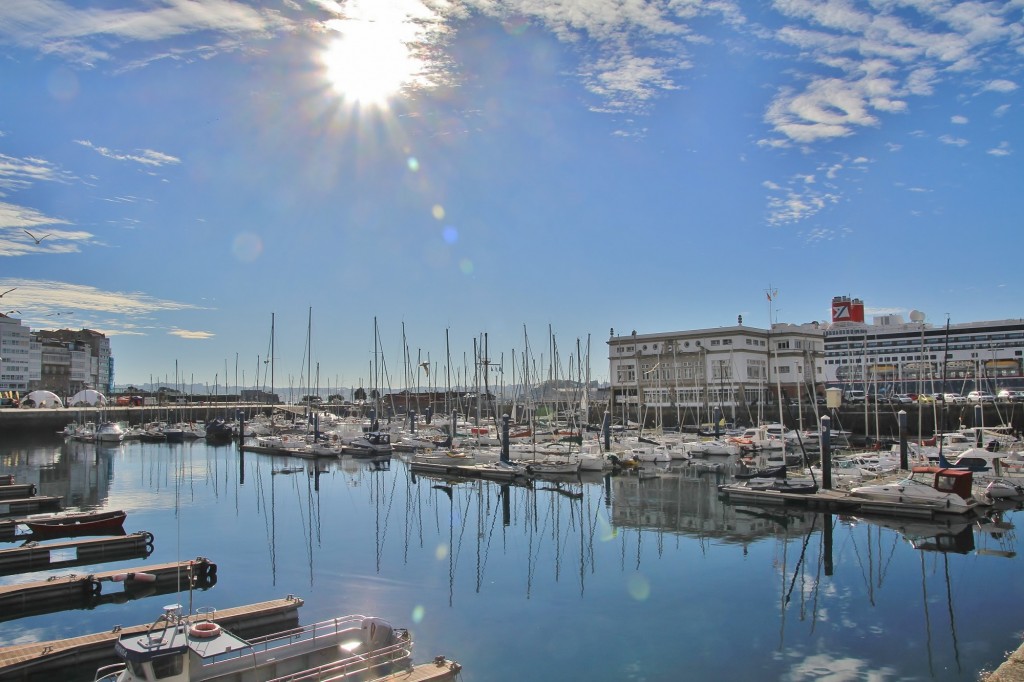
[1,0,1021,392]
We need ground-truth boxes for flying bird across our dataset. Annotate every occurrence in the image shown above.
[23,229,52,244]
[0,288,14,298]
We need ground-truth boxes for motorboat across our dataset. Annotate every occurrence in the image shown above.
[344,431,394,457]
[848,466,981,515]
[984,478,1024,500]
[96,421,126,443]
[93,604,413,682]
[203,418,234,444]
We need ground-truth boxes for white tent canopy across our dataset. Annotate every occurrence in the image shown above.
[22,390,63,408]
[70,389,106,407]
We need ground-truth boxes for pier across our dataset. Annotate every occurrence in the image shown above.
[0,531,154,576]
[0,595,305,682]
[0,496,62,516]
[0,557,216,622]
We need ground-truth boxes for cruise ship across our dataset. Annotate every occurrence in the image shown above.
[823,295,1024,395]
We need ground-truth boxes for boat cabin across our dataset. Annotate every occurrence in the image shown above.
[910,466,975,500]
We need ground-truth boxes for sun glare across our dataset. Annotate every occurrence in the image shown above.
[322,15,421,108]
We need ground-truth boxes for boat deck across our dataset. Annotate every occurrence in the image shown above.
[377,658,463,682]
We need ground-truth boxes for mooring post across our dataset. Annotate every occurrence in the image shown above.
[602,411,611,451]
[501,414,510,463]
[820,415,832,490]
[898,410,908,470]
[974,404,983,447]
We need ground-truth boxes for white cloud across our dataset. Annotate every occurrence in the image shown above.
[0,279,204,337]
[993,103,1010,117]
[938,134,968,146]
[75,141,181,167]
[987,141,1012,157]
[0,0,290,65]
[0,154,75,194]
[0,202,71,231]
[983,79,1018,93]
[169,329,215,339]
[951,115,968,124]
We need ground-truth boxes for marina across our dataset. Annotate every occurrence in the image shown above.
[1,430,1024,680]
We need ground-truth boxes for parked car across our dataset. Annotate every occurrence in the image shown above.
[916,394,935,403]
[942,393,967,404]
[893,394,914,404]
[967,390,996,403]
[998,389,1024,402]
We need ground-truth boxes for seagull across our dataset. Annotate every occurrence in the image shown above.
[23,229,52,244]
[0,288,15,298]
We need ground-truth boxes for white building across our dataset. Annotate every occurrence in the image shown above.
[607,322,825,427]
[0,313,31,393]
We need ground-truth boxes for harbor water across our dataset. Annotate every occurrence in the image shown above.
[2,433,1023,681]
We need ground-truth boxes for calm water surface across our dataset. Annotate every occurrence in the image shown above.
[2,434,1023,681]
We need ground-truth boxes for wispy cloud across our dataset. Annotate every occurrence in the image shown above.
[169,329,215,340]
[0,154,75,194]
[951,115,968,124]
[983,79,1018,93]
[938,134,968,147]
[988,141,1012,157]
[0,279,205,336]
[0,0,291,66]
[0,202,71,231]
[762,1,1019,145]
[75,140,180,167]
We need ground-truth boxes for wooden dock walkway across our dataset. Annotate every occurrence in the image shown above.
[0,485,37,501]
[0,531,154,576]
[0,557,216,622]
[0,595,304,681]
[0,496,62,516]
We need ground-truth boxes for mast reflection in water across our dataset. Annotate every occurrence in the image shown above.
[1,434,1022,681]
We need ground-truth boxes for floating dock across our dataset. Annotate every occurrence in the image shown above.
[717,484,985,519]
[0,531,154,576]
[410,460,525,482]
[0,485,37,501]
[0,496,62,516]
[0,595,305,682]
[0,557,216,622]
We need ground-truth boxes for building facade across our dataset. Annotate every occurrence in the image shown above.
[607,322,825,427]
[824,295,1024,395]
[0,313,31,393]
[11,323,115,399]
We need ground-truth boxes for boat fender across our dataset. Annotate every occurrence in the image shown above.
[189,621,221,638]
[86,578,102,596]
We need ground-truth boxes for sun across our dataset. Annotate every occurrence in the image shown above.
[322,15,421,108]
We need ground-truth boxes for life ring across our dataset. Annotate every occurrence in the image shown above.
[189,621,221,638]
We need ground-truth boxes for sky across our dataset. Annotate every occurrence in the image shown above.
[1,0,1022,394]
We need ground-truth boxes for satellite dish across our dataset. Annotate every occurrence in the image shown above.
[909,310,925,322]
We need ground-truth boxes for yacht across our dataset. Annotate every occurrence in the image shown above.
[848,466,981,515]
[96,421,126,443]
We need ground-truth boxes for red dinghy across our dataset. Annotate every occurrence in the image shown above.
[24,509,127,538]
